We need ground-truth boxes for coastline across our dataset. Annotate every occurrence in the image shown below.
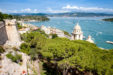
[22,17,113,49]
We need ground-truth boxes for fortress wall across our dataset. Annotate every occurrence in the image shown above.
[0,19,21,47]
[5,23,21,42]
[4,19,21,47]
[0,22,8,45]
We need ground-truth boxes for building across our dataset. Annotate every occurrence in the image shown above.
[71,23,83,40]
[86,35,94,43]
[40,25,51,34]
[40,25,65,37]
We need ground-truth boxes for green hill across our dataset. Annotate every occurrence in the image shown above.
[20,29,113,75]
[0,12,13,21]
[0,12,49,21]
[103,18,113,22]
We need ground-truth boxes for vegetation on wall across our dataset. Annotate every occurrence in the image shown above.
[0,46,5,60]
[20,29,113,75]
[17,23,23,29]
[6,52,22,63]
[0,46,5,53]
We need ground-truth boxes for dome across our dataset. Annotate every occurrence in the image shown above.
[86,35,94,43]
[74,23,81,30]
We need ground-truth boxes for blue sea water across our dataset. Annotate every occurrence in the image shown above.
[25,17,113,49]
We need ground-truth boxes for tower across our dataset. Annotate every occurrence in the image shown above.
[4,19,21,47]
[72,23,83,40]
[86,35,94,43]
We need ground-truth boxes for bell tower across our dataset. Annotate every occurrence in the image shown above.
[71,23,83,40]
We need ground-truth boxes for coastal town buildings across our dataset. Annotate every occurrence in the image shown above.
[40,25,65,37]
[40,23,94,43]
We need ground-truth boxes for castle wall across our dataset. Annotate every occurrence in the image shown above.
[5,22,21,43]
[0,22,8,45]
[4,19,21,47]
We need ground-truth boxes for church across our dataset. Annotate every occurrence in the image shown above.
[71,23,94,43]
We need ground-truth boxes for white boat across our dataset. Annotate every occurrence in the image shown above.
[106,41,113,44]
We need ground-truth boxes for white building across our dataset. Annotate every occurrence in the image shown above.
[71,23,83,40]
[86,35,94,43]
[40,25,65,37]
[40,25,51,34]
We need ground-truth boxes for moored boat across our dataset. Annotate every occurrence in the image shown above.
[106,41,113,44]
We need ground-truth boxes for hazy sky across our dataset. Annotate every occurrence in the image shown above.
[0,0,113,13]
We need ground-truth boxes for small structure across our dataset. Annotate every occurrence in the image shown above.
[86,35,94,43]
[71,23,83,40]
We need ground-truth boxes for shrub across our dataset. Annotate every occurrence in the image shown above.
[12,47,18,51]
[17,23,23,29]
[51,34,58,39]
[63,31,71,36]
[6,52,22,63]
[0,46,5,53]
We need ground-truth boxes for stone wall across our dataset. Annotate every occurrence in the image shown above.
[0,19,21,48]
[0,22,8,45]
[4,19,21,47]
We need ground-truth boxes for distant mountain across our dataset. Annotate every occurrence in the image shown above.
[10,12,113,17]
[46,12,113,17]
[10,13,47,16]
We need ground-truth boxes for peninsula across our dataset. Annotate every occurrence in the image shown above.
[102,18,113,22]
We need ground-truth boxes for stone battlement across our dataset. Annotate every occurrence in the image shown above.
[4,19,16,26]
[0,19,21,48]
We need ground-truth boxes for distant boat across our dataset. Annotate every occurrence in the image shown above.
[106,41,113,44]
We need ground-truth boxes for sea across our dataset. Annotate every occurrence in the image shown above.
[25,17,113,49]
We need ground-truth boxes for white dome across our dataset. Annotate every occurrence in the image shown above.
[74,23,81,30]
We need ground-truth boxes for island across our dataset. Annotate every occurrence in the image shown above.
[102,18,113,22]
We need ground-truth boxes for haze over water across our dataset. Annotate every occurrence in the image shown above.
[26,17,113,49]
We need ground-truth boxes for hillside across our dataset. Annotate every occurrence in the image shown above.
[13,15,49,21]
[0,12,13,21]
[103,18,113,22]
[47,12,113,17]
[0,12,49,21]
[19,29,113,75]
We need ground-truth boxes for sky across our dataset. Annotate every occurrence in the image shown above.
[0,0,113,13]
